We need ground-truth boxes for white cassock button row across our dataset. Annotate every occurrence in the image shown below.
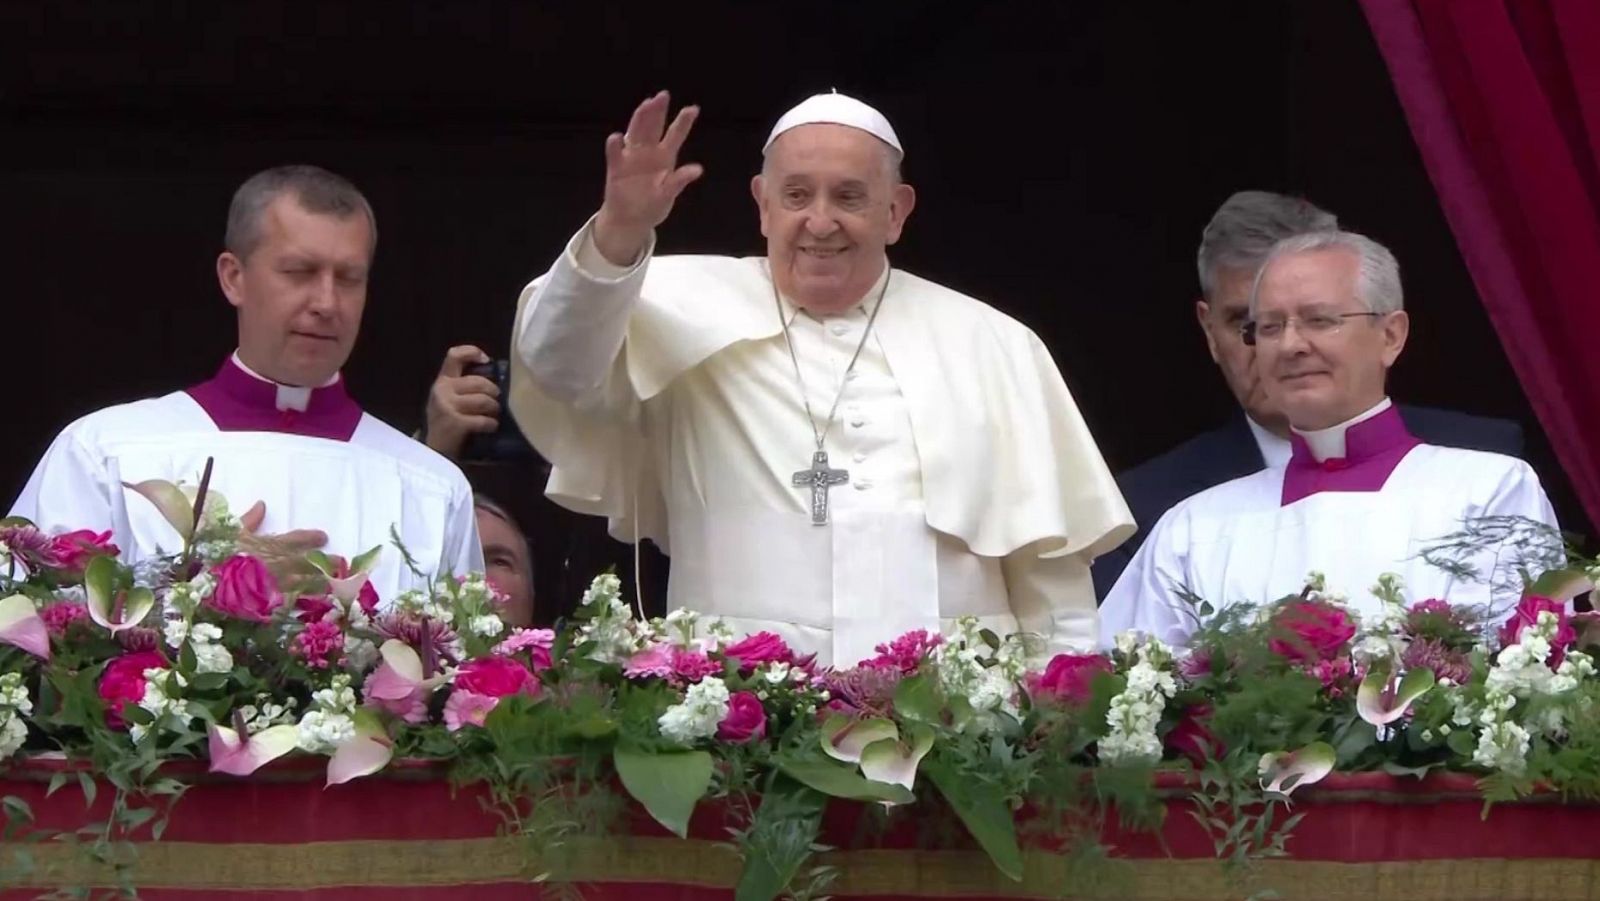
[851,418,867,428]
[829,322,850,337]
[854,478,873,490]
[852,451,867,463]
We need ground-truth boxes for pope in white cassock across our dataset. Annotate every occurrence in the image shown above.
[507,91,1132,667]
[1101,230,1557,647]
[11,165,482,601]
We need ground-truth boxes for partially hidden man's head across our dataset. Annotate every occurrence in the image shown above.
[475,495,534,628]
[751,94,916,316]
[1248,231,1409,432]
[1195,191,1338,432]
[216,165,377,387]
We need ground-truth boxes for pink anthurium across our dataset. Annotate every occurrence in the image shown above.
[122,479,196,540]
[1259,741,1336,796]
[308,547,382,603]
[820,715,900,765]
[326,709,393,786]
[1357,667,1436,727]
[858,723,935,795]
[0,594,49,659]
[83,557,155,635]
[363,639,447,724]
[208,711,299,777]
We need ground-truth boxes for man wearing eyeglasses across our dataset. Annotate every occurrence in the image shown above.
[1100,230,1557,648]
[1090,192,1524,600]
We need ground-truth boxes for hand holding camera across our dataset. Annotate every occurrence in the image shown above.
[423,345,502,459]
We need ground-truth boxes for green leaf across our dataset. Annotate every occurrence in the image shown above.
[75,772,97,809]
[612,746,712,838]
[777,755,916,804]
[1333,718,1378,764]
[733,775,827,901]
[892,673,943,725]
[923,755,1023,881]
[1446,729,1476,757]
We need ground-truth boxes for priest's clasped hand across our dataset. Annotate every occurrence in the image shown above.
[593,90,703,267]
[238,500,329,592]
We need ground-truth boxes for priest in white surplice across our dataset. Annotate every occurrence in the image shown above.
[11,166,482,601]
[1101,231,1556,648]
[508,91,1132,666]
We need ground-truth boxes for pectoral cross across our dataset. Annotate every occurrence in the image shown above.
[792,450,849,525]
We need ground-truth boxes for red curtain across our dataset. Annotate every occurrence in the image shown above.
[1360,0,1600,528]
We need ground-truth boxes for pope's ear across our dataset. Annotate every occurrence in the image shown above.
[886,183,916,245]
[217,252,246,309]
[751,175,772,238]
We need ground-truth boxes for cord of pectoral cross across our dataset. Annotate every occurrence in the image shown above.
[773,270,893,452]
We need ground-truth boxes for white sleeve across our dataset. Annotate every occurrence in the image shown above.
[9,426,123,537]
[1097,506,1193,650]
[439,474,485,579]
[1002,546,1099,656]
[514,216,656,406]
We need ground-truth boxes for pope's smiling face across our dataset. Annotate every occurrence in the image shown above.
[217,193,372,387]
[752,123,915,316]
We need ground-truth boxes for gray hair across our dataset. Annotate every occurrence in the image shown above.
[1197,191,1338,300]
[224,165,377,260]
[1249,230,1404,316]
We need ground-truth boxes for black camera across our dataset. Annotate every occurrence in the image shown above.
[461,359,540,463]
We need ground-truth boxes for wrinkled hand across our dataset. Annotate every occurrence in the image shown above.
[593,90,703,266]
[237,501,328,593]
[424,344,501,459]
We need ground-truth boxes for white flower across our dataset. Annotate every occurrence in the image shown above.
[763,663,792,685]
[343,636,378,673]
[0,673,30,714]
[1472,720,1531,775]
[296,709,356,753]
[470,613,505,638]
[0,714,25,760]
[1420,729,1434,743]
[193,642,234,675]
[703,618,735,650]
[162,617,190,648]
[1100,643,1177,767]
[658,676,731,746]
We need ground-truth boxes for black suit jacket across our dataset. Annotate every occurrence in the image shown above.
[1090,405,1525,599]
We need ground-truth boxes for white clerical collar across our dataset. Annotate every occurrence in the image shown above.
[1293,397,1393,462]
[1245,415,1292,470]
[772,260,891,325]
[230,351,340,413]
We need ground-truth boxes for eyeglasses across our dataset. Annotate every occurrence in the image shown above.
[1242,312,1384,347]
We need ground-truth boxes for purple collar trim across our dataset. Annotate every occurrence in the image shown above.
[186,358,363,441]
[1281,405,1421,505]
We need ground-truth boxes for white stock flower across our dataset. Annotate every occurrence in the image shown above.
[162,618,190,649]
[470,613,505,638]
[1472,720,1531,776]
[343,635,378,673]
[296,709,356,753]
[0,715,25,760]
[657,676,731,746]
[1100,642,1177,767]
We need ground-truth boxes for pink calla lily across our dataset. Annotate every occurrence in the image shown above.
[1259,741,1336,796]
[1356,667,1435,727]
[83,557,155,635]
[0,594,50,659]
[326,710,393,786]
[208,722,300,776]
[122,479,196,540]
[858,723,935,794]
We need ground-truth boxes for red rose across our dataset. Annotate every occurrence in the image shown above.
[98,650,167,729]
[1031,653,1113,705]
[455,656,539,698]
[723,632,795,671]
[1268,601,1357,662]
[207,555,284,623]
[48,529,119,573]
[1166,704,1224,766]
[717,691,767,744]
[1499,595,1576,667]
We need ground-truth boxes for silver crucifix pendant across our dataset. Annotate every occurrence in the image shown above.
[792,450,849,525]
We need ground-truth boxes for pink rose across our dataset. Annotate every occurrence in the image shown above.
[1499,595,1575,667]
[717,691,767,743]
[1268,601,1357,662]
[1165,704,1224,766]
[443,690,501,731]
[98,650,166,729]
[207,555,285,623]
[1030,653,1113,705]
[48,529,119,573]
[723,632,796,671]
[455,656,539,698]
[295,596,336,623]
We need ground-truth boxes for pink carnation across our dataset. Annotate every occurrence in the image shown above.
[1307,656,1355,696]
[47,530,119,574]
[206,555,285,623]
[862,629,944,672]
[291,620,345,669]
[495,628,556,671]
[443,690,501,731]
[98,650,166,729]
[671,649,721,683]
[723,632,796,671]
[39,601,89,636]
[717,691,767,743]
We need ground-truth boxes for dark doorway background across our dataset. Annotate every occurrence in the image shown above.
[5,1,1582,616]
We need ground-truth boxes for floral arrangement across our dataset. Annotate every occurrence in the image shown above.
[3,475,1600,900]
